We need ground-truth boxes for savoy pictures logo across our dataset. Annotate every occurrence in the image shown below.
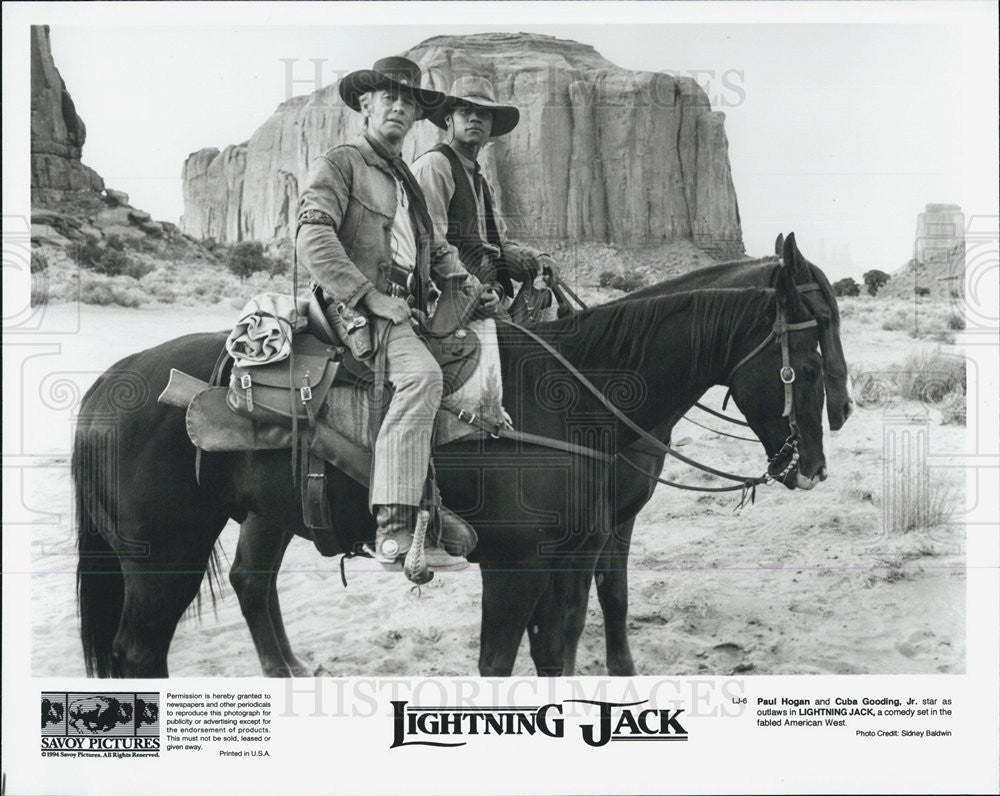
[390,699,688,748]
[41,692,160,757]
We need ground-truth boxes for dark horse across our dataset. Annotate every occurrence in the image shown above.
[556,232,851,675]
[228,232,848,678]
[76,253,827,677]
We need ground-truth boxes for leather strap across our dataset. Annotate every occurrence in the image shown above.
[693,400,751,428]
[723,304,817,428]
[303,451,333,530]
[444,405,765,497]
[464,318,773,486]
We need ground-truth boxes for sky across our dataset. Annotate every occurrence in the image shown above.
[39,8,999,281]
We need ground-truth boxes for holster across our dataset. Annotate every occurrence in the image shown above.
[323,294,375,361]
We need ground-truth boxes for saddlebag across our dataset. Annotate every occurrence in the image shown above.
[227,334,342,427]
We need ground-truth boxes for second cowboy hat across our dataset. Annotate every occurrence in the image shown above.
[338,56,445,119]
[427,76,520,137]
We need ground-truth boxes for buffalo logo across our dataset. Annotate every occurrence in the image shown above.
[42,698,64,729]
[69,696,133,734]
[136,697,158,727]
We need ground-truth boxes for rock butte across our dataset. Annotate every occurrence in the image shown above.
[31,25,104,196]
[182,33,744,259]
[30,25,213,263]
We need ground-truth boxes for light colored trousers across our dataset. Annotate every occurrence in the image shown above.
[370,319,443,507]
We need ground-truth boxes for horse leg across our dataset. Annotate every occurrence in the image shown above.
[595,517,638,676]
[526,577,568,677]
[561,569,595,676]
[530,564,604,677]
[478,564,551,676]
[230,513,309,677]
[264,542,311,677]
[114,564,211,677]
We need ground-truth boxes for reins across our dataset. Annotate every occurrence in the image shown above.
[448,298,818,504]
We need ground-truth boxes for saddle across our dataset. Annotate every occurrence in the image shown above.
[333,278,484,396]
[158,284,490,555]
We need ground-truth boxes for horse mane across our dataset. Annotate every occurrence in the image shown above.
[623,256,778,302]
[805,261,841,327]
[532,288,775,381]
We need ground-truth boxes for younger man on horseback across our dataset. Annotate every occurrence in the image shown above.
[296,57,486,572]
[412,77,549,313]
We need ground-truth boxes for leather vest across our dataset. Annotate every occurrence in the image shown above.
[430,144,514,297]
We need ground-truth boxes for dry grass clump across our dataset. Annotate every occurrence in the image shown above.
[80,276,146,308]
[884,469,957,535]
[848,365,897,408]
[893,351,965,403]
[861,473,957,586]
[881,308,909,331]
[849,353,966,424]
[939,387,966,425]
[599,270,647,293]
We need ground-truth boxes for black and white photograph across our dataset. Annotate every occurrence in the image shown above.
[4,2,998,794]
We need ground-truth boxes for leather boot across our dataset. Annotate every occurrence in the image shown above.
[434,505,478,557]
[373,505,469,571]
[372,505,415,565]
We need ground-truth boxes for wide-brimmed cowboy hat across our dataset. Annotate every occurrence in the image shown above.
[427,76,520,137]
[338,56,445,119]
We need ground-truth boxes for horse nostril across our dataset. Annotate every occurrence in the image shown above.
[818,465,828,481]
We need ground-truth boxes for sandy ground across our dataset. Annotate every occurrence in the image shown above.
[25,297,965,677]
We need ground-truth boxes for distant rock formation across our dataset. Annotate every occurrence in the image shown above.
[915,203,964,265]
[31,25,104,196]
[181,33,744,258]
[30,26,214,264]
[883,204,966,299]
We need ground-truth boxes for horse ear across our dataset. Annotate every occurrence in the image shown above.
[781,232,795,268]
[777,236,804,312]
[774,233,784,256]
[782,231,814,283]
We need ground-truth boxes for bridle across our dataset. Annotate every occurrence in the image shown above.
[722,299,819,484]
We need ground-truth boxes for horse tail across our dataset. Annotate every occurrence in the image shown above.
[73,415,123,678]
[184,544,225,622]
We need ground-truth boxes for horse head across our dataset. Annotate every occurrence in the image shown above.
[727,245,828,490]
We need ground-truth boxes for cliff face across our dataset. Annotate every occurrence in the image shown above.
[31,25,104,196]
[181,33,744,258]
[30,26,215,264]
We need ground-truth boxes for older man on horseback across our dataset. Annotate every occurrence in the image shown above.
[296,57,485,572]
[412,76,549,316]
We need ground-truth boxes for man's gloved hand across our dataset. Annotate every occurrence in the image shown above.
[460,273,502,320]
[363,290,411,324]
[536,253,558,278]
[503,244,547,282]
[479,287,501,313]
